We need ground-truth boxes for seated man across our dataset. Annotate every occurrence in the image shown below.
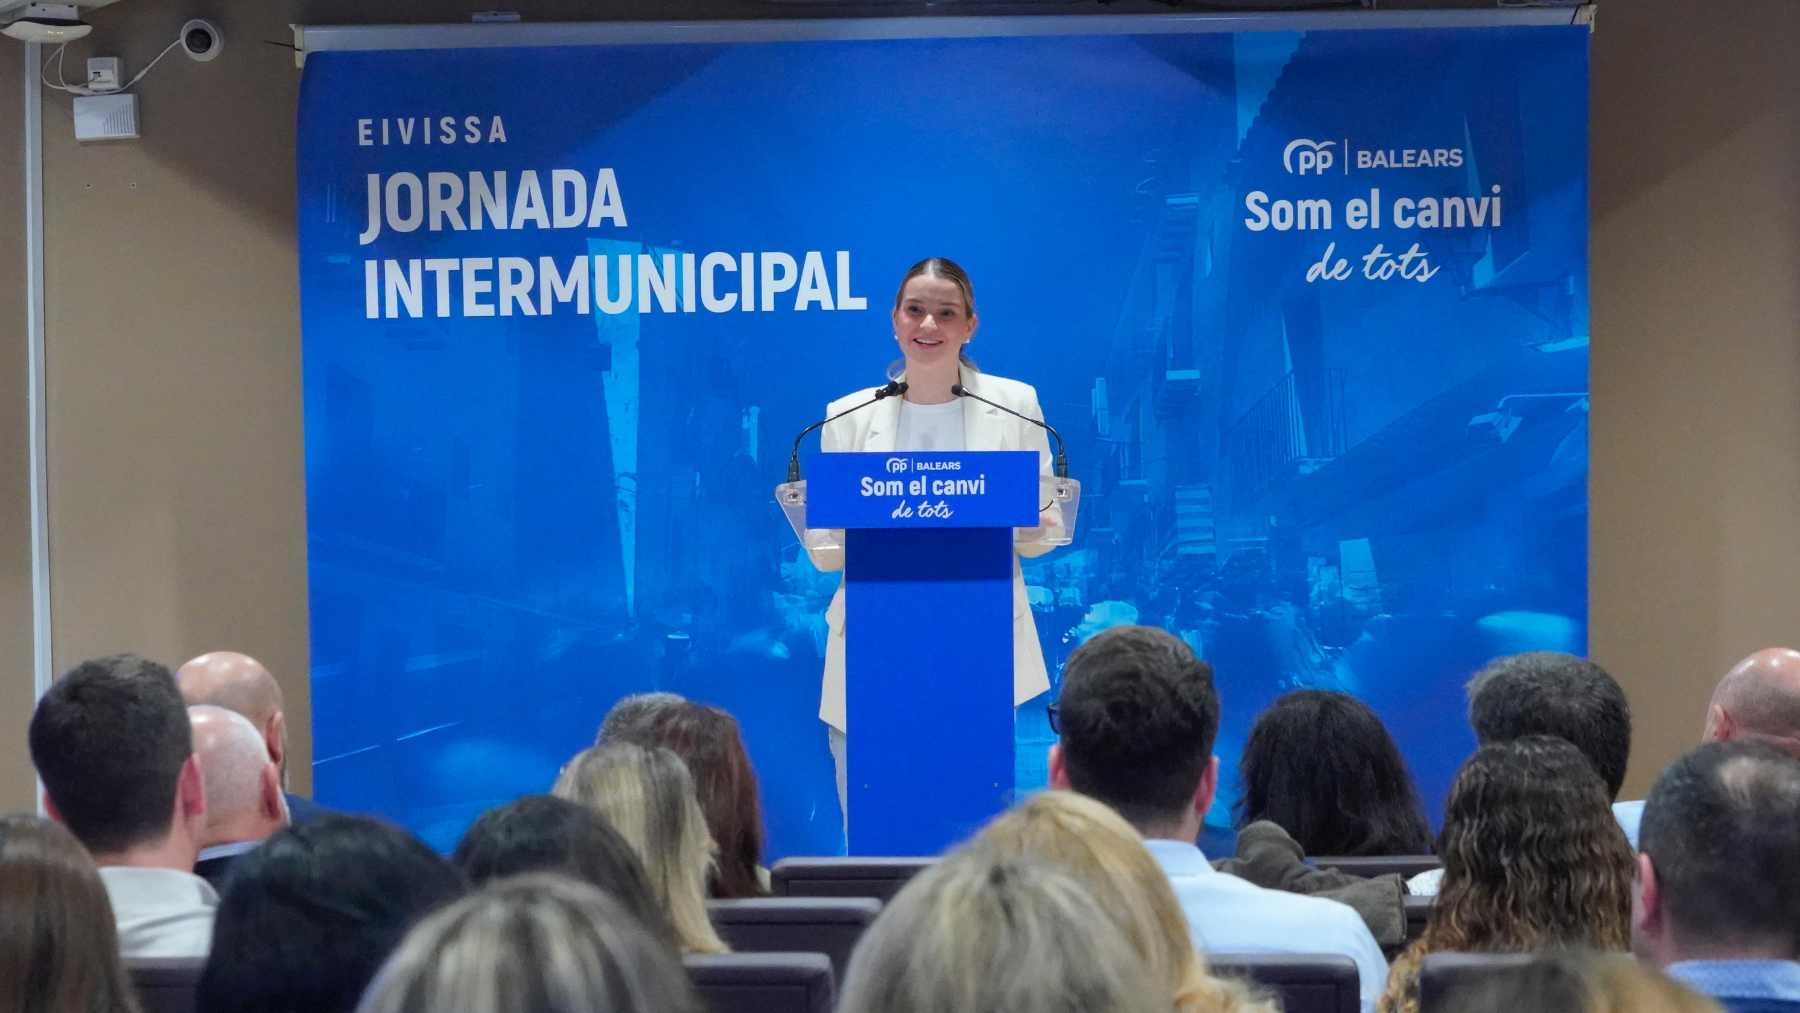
[29,654,216,957]
[1615,647,1800,848]
[1634,740,1800,1012]
[1411,650,1632,895]
[189,705,289,887]
[1048,625,1388,1013]
[177,650,329,823]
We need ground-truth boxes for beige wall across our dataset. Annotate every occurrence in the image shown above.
[6,0,1797,808]
[1590,0,1800,797]
[1,42,38,812]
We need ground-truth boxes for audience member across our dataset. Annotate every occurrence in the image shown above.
[838,848,1166,1013]
[610,700,770,898]
[1450,951,1722,1013]
[971,791,1277,1013]
[1411,651,1632,895]
[0,813,143,1013]
[355,874,700,1013]
[189,704,288,888]
[553,741,729,953]
[595,691,687,743]
[1633,741,1800,1012]
[451,794,675,945]
[1048,625,1389,1013]
[28,653,216,957]
[1379,736,1634,1013]
[177,650,330,823]
[1615,648,1800,847]
[1235,689,1431,856]
[197,814,465,1013]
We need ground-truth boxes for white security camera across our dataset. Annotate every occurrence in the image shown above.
[179,18,222,61]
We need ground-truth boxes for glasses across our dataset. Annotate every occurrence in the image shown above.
[1046,703,1061,735]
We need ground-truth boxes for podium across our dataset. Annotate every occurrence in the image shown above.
[778,451,1078,854]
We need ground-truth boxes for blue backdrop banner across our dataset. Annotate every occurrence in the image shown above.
[297,22,1590,855]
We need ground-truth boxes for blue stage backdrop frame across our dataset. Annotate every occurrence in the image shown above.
[296,14,1591,857]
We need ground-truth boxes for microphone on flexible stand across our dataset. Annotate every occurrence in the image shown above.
[951,383,1069,479]
[785,381,908,483]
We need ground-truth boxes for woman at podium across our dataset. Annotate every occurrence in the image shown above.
[803,256,1059,816]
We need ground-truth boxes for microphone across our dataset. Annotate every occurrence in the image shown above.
[952,383,1069,479]
[786,381,908,483]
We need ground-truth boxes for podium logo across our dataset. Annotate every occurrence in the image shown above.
[884,457,909,474]
[1283,138,1336,176]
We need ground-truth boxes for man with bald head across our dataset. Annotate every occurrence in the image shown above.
[189,705,289,887]
[177,651,329,823]
[1615,647,1800,848]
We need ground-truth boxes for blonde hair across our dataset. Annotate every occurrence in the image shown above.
[839,848,1164,1013]
[355,874,702,1013]
[971,792,1277,1013]
[1447,951,1723,1013]
[553,742,727,954]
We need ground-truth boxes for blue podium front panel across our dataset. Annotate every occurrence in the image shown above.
[809,451,1036,854]
[806,451,1039,529]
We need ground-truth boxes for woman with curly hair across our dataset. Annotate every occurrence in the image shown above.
[971,792,1277,1013]
[1378,736,1635,1013]
[1235,690,1431,856]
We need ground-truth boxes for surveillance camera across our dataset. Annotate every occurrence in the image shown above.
[179,18,222,61]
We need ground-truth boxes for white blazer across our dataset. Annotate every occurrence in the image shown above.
[805,369,1056,732]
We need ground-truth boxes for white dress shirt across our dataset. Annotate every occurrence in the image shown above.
[1145,838,1388,1013]
[99,865,219,958]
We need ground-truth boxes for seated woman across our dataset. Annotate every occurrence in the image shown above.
[553,741,728,953]
[609,700,770,898]
[969,791,1276,1013]
[837,848,1165,1013]
[355,875,700,1013]
[0,813,141,1013]
[451,794,674,946]
[1378,736,1635,1013]
[1235,690,1431,857]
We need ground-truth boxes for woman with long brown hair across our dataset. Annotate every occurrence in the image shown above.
[0,813,142,1013]
[1379,736,1636,1013]
[611,700,769,898]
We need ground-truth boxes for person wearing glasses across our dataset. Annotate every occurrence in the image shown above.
[802,256,1060,826]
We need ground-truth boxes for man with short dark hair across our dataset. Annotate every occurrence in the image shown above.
[1411,650,1633,895]
[1047,625,1387,1013]
[29,654,216,956]
[1466,651,1632,798]
[1633,741,1800,1012]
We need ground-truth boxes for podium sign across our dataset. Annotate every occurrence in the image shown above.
[806,451,1038,855]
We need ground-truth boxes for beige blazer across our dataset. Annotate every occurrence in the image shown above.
[805,369,1056,732]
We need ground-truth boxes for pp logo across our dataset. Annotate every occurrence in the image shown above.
[884,457,909,474]
[1282,138,1336,176]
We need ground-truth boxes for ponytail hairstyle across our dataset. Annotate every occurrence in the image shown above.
[887,256,978,379]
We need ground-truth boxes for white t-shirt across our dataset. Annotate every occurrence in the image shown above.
[895,399,965,451]
[99,865,219,958]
